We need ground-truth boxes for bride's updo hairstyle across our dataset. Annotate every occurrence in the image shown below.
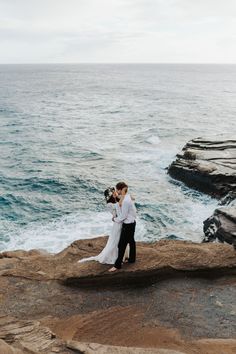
[104,187,117,204]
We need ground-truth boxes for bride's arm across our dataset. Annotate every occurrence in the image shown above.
[107,202,114,214]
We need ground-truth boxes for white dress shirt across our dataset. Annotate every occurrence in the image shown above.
[114,194,136,224]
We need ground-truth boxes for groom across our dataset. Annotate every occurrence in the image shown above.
[109,182,136,272]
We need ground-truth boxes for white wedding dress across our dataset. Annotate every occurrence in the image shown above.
[78,202,123,264]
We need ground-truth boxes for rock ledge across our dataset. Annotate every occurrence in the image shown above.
[168,137,236,200]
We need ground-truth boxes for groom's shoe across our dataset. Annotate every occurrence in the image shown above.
[109,266,119,272]
[123,258,135,264]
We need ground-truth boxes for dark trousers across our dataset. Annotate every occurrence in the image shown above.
[114,221,136,269]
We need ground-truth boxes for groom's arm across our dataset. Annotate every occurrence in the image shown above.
[113,199,129,223]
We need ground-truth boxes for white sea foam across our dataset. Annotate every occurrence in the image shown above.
[3,211,146,253]
[1,64,235,253]
[146,135,161,145]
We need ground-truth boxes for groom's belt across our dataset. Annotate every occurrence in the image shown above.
[123,220,136,225]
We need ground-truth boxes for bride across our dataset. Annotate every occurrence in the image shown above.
[78,187,125,264]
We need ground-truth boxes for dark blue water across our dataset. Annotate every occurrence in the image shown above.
[0,64,235,252]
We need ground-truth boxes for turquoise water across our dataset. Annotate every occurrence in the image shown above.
[0,64,235,252]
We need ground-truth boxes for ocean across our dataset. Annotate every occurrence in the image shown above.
[0,63,236,253]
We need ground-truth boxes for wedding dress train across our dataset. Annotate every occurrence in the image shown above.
[78,202,123,264]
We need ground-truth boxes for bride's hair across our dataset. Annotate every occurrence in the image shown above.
[104,187,118,204]
[107,195,117,204]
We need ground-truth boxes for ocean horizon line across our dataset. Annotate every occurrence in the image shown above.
[1,62,236,66]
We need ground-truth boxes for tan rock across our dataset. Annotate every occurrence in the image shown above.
[0,316,61,354]
[0,238,236,354]
[0,238,235,286]
[67,340,187,354]
[0,339,24,354]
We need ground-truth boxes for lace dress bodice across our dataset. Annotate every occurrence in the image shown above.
[107,202,122,219]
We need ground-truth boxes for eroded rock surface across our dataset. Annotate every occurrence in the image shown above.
[66,340,187,354]
[168,137,236,201]
[0,238,236,286]
[0,339,25,354]
[0,238,236,354]
[168,137,236,246]
[0,315,71,354]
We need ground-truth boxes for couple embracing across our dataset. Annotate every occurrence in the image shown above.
[79,182,136,272]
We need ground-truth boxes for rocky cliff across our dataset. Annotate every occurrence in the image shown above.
[203,207,236,248]
[168,137,236,247]
[0,238,236,354]
[168,137,236,201]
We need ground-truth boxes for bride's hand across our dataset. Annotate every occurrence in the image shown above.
[113,190,118,198]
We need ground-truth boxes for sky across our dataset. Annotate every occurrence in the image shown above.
[0,0,236,64]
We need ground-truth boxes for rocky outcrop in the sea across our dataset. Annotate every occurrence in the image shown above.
[203,206,236,248]
[0,238,236,354]
[168,137,236,247]
[168,137,236,202]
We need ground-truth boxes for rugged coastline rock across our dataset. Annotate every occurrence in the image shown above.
[0,238,236,354]
[168,137,236,246]
[0,237,236,285]
[1,138,236,353]
[203,206,236,248]
[168,137,236,201]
